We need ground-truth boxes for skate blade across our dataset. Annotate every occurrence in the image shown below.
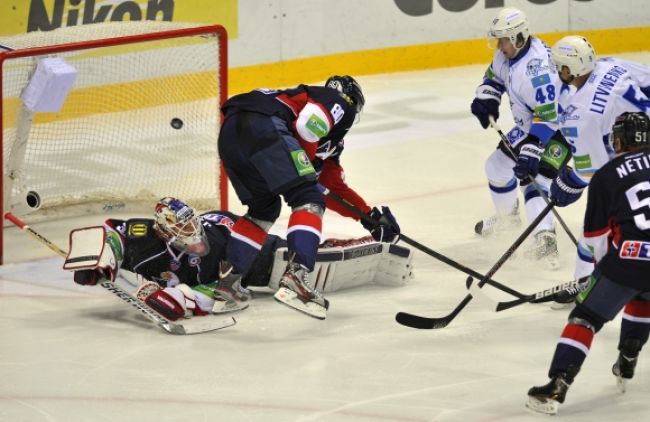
[525,396,559,415]
[211,299,249,314]
[550,301,575,311]
[616,376,628,393]
[274,287,327,320]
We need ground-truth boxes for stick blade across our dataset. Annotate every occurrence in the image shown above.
[163,316,237,335]
[395,312,449,329]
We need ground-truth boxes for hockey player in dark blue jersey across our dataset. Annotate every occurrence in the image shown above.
[65,197,413,323]
[217,76,400,319]
[527,112,650,415]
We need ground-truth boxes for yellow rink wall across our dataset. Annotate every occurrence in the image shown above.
[229,26,650,95]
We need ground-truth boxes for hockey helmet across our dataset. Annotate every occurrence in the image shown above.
[610,112,650,153]
[488,7,530,49]
[325,75,365,114]
[153,197,210,256]
[551,35,596,77]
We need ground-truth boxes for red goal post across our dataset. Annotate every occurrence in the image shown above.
[0,22,228,264]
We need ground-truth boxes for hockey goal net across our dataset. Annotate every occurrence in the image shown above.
[1,22,228,263]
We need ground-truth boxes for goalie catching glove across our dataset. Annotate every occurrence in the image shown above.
[361,206,401,243]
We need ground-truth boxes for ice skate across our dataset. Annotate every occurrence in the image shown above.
[526,374,571,415]
[211,262,251,314]
[524,229,559,270]
[612,338,641,393]
[474,200,521,236]
[274,261,329,320]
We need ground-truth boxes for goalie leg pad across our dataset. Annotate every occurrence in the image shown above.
[267,238,414,293]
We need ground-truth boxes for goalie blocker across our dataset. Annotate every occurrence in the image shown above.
[62,209,414,322]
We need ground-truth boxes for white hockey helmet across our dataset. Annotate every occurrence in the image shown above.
[488,7,530,48]
[551,35,596,77]
[153,197,210,256]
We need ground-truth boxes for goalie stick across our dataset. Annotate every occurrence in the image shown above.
[4,212,236,335]
[323,190,527,300]
[395,200,556,329]
[488,116,579,247]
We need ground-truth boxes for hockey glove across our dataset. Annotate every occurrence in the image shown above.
[551,168,587,207]
[362,206,400,243]
[513,135,544,180]
[73,269,105,285]
[471,83,502,129]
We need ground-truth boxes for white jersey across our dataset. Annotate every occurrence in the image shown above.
[485,36,560,145]
[559,57,650,183]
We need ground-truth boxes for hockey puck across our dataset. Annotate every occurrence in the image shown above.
[26,191,41,209]
[170,118,184,129]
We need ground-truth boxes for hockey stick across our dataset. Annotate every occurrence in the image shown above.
[467,278,581,312]
[488,116,578,247]
[395,200,556,329]
[4,212,236,335]
[324,190,527,299]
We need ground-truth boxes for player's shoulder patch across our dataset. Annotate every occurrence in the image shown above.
[125,218,154,238]
[201,212,236,229]
[530,73,552,88]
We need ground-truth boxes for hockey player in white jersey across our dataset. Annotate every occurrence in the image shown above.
[548,35,650,303]
[470,7,569,269]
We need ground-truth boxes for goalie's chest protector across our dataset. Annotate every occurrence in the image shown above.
[121,219,228,287]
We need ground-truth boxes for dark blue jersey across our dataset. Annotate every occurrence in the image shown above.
[222,85,356,160]
[584,148,650,289]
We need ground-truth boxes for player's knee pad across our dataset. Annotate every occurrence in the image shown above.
[485,148,517,186]
[283,182,326,210]
[291,202,325,217]
[568,308,605,333]
[244,215,274,232]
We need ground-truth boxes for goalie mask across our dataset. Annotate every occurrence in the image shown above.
[325,75,365,116]
[610,112,650,153]
[154,197,210,256]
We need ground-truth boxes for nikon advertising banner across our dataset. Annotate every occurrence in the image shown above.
[0,0,237,37]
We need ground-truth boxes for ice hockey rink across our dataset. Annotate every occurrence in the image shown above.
[2,53,650,422]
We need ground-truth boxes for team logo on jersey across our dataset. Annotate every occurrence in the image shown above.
[306,114,328,138]
[560,105,580,124]
[620,240,650,261]
[202,213,235,229]
[525,58,549,77]
[291,150,316,176]
[128,223,148,237]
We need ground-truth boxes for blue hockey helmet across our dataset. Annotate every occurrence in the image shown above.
[325,75,365,114]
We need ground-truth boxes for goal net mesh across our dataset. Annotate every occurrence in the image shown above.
[1,21,227,223]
